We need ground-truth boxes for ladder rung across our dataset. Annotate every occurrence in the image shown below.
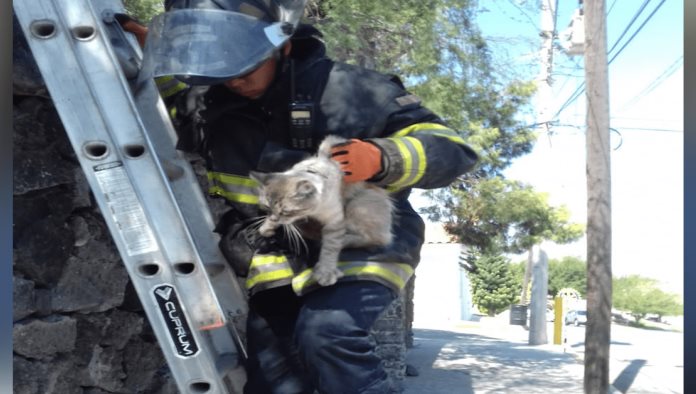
[14,0,248,392]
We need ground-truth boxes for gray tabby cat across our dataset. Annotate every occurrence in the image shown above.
[250,135,394,286]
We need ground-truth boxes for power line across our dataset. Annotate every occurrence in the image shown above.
[553,0,653,119]
[620,55,683,110]
[612,126,682,133]
[551,0,667,120]
[607,0,667,64]
[606,0,651,57]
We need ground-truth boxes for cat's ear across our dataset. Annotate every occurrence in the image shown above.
[250,171,273,185]
[294,180,316,198]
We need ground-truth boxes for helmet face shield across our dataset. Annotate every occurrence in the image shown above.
[140,9,292,85]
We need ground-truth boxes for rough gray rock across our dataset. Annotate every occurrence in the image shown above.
[13,82,174,391]
[13,355,80,394]
[82,345,127,392]
[51,249,129,313]
[372,296,408,390]
[123,338,168,392]
[12,315,77,359]
[13,277,36,322]
[13,13,47,97]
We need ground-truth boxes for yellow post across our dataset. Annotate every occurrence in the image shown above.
[553,296,563,344]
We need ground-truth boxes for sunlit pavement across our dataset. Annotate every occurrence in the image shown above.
[563,323,683,394]
[403,317,682,394]
[404,318,584,394]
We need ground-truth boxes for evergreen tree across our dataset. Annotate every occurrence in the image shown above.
[469,253,518,316]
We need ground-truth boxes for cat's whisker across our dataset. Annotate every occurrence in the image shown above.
[248,216,267,232]
[284,223,307,255]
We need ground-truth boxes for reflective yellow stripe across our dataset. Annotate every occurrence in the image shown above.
[391,122,451,137]
[391,122,467,145]
[343,266,408,288]
[155,75,188,98]
[387,136,426,191]
[207,172,259,204]
[291,261,414,294]
[250,254,288,267]
[246,254,294,289]
[246,269,294,289]
[208,172,259,187]
[429,131,467,145]
[209,186,259,204]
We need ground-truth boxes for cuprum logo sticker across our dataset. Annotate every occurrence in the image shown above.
[153,284,199,357]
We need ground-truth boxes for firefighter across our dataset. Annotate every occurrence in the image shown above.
[136,1,479,392]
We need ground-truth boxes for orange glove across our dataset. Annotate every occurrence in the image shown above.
[115,14,148,48]
[330,139,383,183]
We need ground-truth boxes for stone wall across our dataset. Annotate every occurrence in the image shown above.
[12,13,179,392]
[13,96,178,393]
[12,14,410,393]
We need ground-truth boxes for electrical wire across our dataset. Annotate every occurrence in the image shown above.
[551,0,667,120]
[620,55,683,110]
[607,0,667,64]
[606,0,651,57]
[612,126,682,133]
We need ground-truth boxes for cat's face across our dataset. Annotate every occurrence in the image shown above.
[251,171,320,226]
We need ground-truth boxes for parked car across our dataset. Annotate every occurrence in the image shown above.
[645,314,662,323]
[564,309,587,326]
[612,312,630,324]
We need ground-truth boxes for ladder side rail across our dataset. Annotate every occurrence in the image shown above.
[129,66,248,319]
[63,0,228,329]
[14,1,245,392]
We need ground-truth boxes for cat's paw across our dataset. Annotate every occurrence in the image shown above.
[312,265,344,286]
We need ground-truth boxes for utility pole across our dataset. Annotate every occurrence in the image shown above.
[524,0,556,342]
[528,247,549,345]
[583,0,612,393]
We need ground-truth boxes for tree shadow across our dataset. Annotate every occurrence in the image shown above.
[404,328,584,393]
[611,359,647,393]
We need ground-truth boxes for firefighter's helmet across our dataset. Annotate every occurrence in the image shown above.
[141,0,307,85]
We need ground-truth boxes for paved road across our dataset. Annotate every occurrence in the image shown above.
[564,323,683,394]
[404,320,584,393]
[403,318,683,393]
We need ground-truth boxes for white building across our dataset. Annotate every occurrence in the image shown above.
[412,222,475,326]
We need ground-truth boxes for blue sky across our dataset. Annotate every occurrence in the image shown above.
[473,0,683,294]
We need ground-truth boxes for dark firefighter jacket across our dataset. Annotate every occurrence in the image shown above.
[160,25,479,297]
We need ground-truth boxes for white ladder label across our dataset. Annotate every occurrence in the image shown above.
[94,162,159,256]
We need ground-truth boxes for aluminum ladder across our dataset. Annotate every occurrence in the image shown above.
[14,1,248,392]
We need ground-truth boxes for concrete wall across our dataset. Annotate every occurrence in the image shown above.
[412,243,473,327]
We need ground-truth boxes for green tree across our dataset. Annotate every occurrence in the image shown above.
[548,256,586,298]
[427,178,583,254]
[645,289,683,320]
[613,275,683,322]
[123,0,163,22]
[309,2,584,308]
[308,0,538,171]
[469,252,518,316]
[509,260,526,288]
